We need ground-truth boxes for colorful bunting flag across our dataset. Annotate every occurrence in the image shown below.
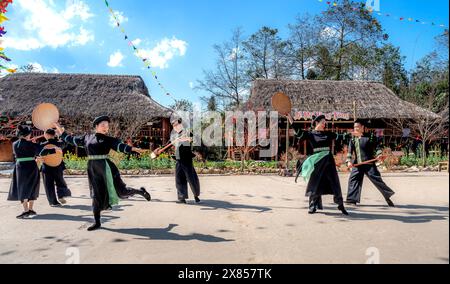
[0,0,13,75]
[317,0,448,30]
[0,13,8,24]
[104,0,175,100]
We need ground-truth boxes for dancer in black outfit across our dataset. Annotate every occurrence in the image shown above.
[54,117,151,231]
[156,117,200,204]
[346,120,395,207]
[287,114,349,215]
[40,129,72,207]
[8,125,60,219]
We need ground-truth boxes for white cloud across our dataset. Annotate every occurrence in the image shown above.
[109,10,128,27]
[131,38,142,46]
[3,0,95,51]
[107,51,125,68]
[63,0,93,21]
[189,82,195,89]
[27,62,59,73]
[73,27,94,46]
[137,37,188,69]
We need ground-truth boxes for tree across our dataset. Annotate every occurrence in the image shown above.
[318,0,383,80]
[409,53,449,113]
[196,28,248,110]
[206,96,218,112]
[18,64,39,73]
[243,26,292,81]
[288,14,320,79]
[169,99,194,112]
[434,29,449,67]
[376,44,409,95]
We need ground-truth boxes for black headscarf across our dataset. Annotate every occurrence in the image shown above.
[93,116,111,127]
[16,125,32,138]
[312,115,326,127]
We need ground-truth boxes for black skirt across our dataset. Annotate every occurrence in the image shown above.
[8,161,40,202]
[305,153,343,203]
[87,159,140,212]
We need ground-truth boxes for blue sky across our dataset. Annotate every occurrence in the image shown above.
[1,0,449,107]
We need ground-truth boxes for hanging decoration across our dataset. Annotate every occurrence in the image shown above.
[317,0,448,30]
[0,0,15,75]
[104,0,176,101]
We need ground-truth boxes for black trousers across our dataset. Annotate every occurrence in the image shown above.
[42,168,72,206]
[309,195,324,210]
[347,164,395,203]
[176,161,200,200]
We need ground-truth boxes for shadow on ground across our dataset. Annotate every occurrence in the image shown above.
[103,224,234,243]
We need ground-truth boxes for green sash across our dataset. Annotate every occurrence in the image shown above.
[104,161,119,206]
[16,157,35,163]
[87,155,119,206]
[301,151,330,182]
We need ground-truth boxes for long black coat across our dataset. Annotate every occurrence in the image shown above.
[8,139,54,202]
[61,132,137,212]
[293,125,345,203]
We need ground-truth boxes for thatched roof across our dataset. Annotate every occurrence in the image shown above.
[249,79,439,120]
[0,73,171,126]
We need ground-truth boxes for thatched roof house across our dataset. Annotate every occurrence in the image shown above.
[249,79,438,120]
[0,73,171,136]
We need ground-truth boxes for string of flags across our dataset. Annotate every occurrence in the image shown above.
[104,0,175,101]
[318,0,448,30]
[0,0,15,74]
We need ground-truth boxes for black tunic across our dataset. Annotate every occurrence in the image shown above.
[172,131,200,200]
[40,138,71,203]
[346,134,395,203]
[61,132,138,212]
[8,139,54,202]
[293,124,344,204]
[346,135,382,165]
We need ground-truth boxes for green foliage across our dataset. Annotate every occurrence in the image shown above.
[63,151,279,172]
[399,147,448,167]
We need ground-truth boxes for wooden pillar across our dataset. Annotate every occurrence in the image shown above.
[285,120,289,170]
[162,118,170,145]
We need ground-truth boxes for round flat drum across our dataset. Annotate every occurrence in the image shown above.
[42,144,63,167]
[32,103,59,131]
[271,92,292,115]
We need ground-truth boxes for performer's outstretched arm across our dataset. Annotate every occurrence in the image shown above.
[286,113,308,140]
[110,137,146,155]
[53,123,86,148]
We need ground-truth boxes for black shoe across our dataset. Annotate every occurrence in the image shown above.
[87,223,101,231]
[386,198,395,207]
[308,207,317,214]
[338,205,349,216]
[195,197,201,203]
[176,199,187,204]
[141,187,152,201]
[345,200,358,205]
[50,203,63,208]
[16,212,30,219]
[28,210,37,218]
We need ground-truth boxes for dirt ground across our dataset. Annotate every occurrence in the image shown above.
[0,173,448,264]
